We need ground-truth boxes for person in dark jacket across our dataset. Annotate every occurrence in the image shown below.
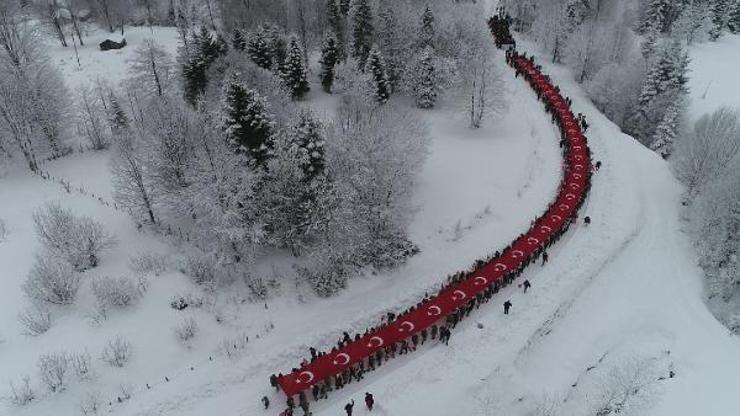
[523,280,531,293]
[365,392,375,411]
[261,396,270,409]
[344,400,355,416]
[504,300,512,314]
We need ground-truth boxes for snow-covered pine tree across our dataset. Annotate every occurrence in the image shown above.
[351,0,374,67]
[232,27,246,51]
[650,100,682,158]
[418,4,435,49]
[247,27,274,70]
[413,46,437,109]
[710,0,732,40]
[319,33,340,93]
[288,110,325,180]
[281,37,310,100]
[183,26,228,105]
[729,0,740,33]
[639,0,671,34]
[339,0,350,16]
[265,26,288,70]
[221,76,275,167]
[629,40,690,145]
[108,93,129,136]
[326,0,345,58]
[376,5,405,90]
[364,47,391,103]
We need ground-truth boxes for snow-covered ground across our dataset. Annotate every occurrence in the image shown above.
[687,33,740,122]
[3,23,740,416]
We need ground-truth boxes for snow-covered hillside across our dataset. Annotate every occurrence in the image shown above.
[3,9,740,416]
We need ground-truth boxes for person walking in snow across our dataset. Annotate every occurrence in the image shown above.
[365,392,375,411]
[504,300,512,315]
[270,374,279,391]
[344,400,355,416]
[584,216,591,226]
[523,280,531,293]
[542,251,549,265]
[262,396,270,409]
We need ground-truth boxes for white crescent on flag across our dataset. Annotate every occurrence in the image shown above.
[574,154,584,161]
[367,336,384,348]
[574,164,584,170]
[540,225,552,233]
[474,276,488,286]
[527,237,540,245]
[559,203,570,212]
[565,193,576,201]
[400,321,415,332]
[551,214,562,222]
[297,371,314,384]
[573,173,582,180]
[494,263,508,272]
[570,183,580,190]
[333,353,350,366]
[452,290,466,300]
[512,250,524,258]
[427,305,442,316]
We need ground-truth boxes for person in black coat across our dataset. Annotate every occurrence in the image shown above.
[344,400,355,416]
[365,392,375,411]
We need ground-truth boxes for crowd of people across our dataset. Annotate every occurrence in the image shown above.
[265,9,595,415]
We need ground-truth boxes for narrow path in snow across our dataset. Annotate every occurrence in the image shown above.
[274,15,594,405]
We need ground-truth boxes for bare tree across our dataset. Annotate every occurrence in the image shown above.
[111,128,158,224]
[673,107,740,199]
[129,39,174,97]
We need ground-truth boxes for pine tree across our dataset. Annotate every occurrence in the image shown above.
[729,0,740,33]
[639,0,671,34]
[351,0,374,67]
[630,41,690,144]
[232,28,246,51]
[221,76,275,167]
[414,47,437,109]
[289,111,325,179]
[710,0,732,40]
[108,94,129,136]
[319,33,340,93]
[265,25,288,69]
[365,48,390,103]
[183,27,228,105]
[327,0,345,59]
[418,4,435,49]
[339,0,350,16]
[281,37,310,100]
[377,6,403,88]
[247,28,274,70]
[650,100,681,158]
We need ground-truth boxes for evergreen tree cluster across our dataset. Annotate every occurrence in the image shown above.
[182,27,228,105]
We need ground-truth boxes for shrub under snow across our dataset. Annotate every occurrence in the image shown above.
[128,252,168,276]
[100,336,132,368]
[22,253,81,305]
[33,202,116,271]
[174,317,199,344]
[8,376,34,406]
[91,276,139,309]
[17,304,53,336]
[37,352,69,392]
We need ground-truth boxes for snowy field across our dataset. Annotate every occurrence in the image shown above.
[687,33,740,122]
[2,21,740,416]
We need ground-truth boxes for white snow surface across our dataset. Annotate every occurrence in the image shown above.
[1,25,739,416]
[687,34,740,121]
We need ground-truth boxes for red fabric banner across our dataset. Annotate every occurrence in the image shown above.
[277,55,592,398]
